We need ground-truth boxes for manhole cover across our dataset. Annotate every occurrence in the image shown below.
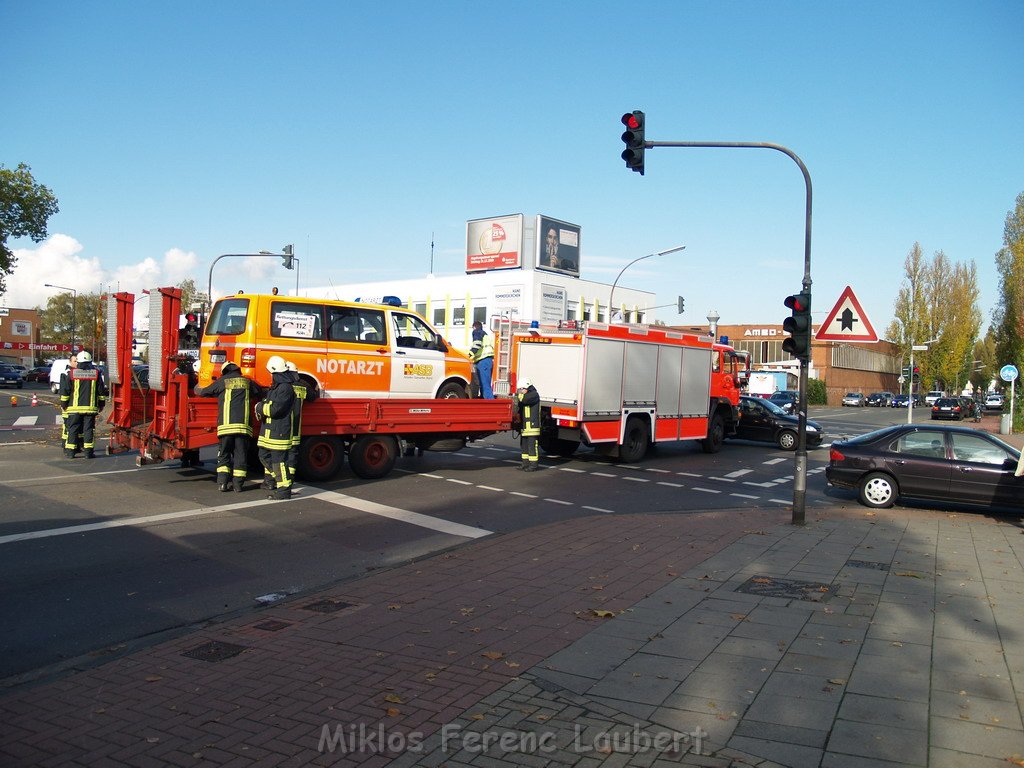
[181,640,249,662]
[846,560,890,571]
[302,599,354,613]
[252,620,293,632]
[736,576,836,602]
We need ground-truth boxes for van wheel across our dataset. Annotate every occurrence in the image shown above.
[436,382,468,399]
[348,435,398,479]
[618,416,649,463]
[702,413,725,454]
[298,436,345,481]
[51,383,59,394]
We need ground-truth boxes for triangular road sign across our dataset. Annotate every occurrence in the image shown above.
[815,286,878,342]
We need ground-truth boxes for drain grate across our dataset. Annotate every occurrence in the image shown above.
[736,576,836,602]
[846,560,890,571]
[252,619,293,632]
[302,599,354,614]
[181,640,249,662]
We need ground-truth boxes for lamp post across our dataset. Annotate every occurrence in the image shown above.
[44,283,77,355]
[608,245,686,322]
[706,310,721,340]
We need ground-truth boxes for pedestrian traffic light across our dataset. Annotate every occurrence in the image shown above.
[782,292,812,361]
[620,110,645,175]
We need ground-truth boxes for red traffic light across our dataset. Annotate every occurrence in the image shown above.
[621,112,640,130]
[185,312,198,323]
[784,294,809,312]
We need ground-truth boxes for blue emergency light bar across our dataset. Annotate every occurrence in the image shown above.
[354,296,403,307]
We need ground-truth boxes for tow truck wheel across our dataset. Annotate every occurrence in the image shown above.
[618,416,650,463]
[298,436,345,481]
[348,435,398,479]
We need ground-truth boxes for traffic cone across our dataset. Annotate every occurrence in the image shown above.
[10,395,17,407]
[31,393,38,407]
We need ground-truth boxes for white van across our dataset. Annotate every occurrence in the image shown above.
[924,390,946,406]
[49,359,71,394]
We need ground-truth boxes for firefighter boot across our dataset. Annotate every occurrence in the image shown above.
[85,450,95,459]
[64,449,76,459]
[233,478,244,493]
[261,476,276,491]
[272,487,292,501]
[523,462,539,472]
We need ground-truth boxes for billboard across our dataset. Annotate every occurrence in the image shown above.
[466,214,523,273]
[536,215,580,277]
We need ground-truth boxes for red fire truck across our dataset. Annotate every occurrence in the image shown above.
[497,319,748,461]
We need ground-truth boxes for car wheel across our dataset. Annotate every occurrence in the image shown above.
[776,429,797,451]
[858,472,897,509]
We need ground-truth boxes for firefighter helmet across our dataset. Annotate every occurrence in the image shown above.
[285,361,297,372]
[518,377,532,390]
[222,362,240,375]
[76,351,93,364]
[266,355,288,373]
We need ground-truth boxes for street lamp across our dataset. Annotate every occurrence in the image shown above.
[706,310,721,339]
[608,245,686,322]
[44,283,77,354]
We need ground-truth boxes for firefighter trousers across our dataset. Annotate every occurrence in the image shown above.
[259,447,293,498]
[520,433,539,470]
[65,412,97,457]
[217,434,250,489]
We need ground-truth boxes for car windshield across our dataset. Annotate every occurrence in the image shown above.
[760,399,789,415]
[935,398,960,407]
[842,425,903,445]
[206,297,250,336]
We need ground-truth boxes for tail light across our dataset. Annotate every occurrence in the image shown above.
[829,448,845,462]
[240,348,257,368]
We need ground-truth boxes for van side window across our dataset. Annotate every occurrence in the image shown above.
[392,312,441,350]
[271,302,323,340]
[327,307,385,345]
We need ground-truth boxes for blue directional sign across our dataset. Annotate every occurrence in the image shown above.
[1000,364,1019,382]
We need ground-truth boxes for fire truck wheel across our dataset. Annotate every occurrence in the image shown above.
[436,381,469,399]
[618,416,650,463]
[298,436,345,481]
[776,429,798,451]
[701,413,725,454]
[348,435,399,479]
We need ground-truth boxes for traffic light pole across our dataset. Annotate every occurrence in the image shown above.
[647,140,813,525]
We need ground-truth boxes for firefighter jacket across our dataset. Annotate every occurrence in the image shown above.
[516,385,541,436]
[285,370,319,447]
[255,372,296,451]
[470,333,494,363]
[194,368,262,437]
[59,363,108,414]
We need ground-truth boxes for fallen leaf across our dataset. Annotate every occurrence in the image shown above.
[383,694,404,704]
[894,571,922,578]
[730,613,748,621]
[469,713,486,721]
[751,577,772,584]
[481,651,504,660]
[385,707,401,717]
[144,675,163,683]
[387,604,402,610]
[828,678,847,685]
[506,661,520,669]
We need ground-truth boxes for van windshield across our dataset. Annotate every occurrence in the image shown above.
[206,298,250,336]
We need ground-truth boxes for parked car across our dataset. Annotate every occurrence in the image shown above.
[767,390,798,414]
[0,364,24,388]
[735,396,823,450]
[8,364,29,380]
[866,392,894,407]
[827,424,1023,510]
[924,390,946,406]
[891,394,910,408]
[931,397,966,421]
[985,393,1005,411]
[25,366,52,382]
[842,392,866,407]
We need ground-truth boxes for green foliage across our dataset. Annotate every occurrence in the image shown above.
[806,377,827,405]
[994,191,1024,373]
[0,163,59,295]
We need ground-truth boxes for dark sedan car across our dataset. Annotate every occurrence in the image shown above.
[767,391,798,414]
[734,396,823,450]
[827,424,1023,510]
[24,366,51,382]
[931,397,966,420]
[0,364,24,388]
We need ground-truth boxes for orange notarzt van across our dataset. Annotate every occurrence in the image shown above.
[198,294,473,399]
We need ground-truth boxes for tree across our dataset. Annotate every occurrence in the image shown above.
[0,163,59,294]
[993,192,1024,377]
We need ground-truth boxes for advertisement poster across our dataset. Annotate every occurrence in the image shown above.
[536,215,581,277]
[466,214,523,272]
[539,284,567,323]
[493,284,524,319]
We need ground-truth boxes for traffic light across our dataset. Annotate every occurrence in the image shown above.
[677,296,685,313]
[782,292,812,361]
[620,111,645,175]
[179,312,200,350]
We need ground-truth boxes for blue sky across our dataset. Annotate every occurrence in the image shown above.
[3,0,1022,336]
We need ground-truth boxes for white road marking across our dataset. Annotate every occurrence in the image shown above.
[316,491,492,538]
[582,505,614,514]
[730,493,760,500]
[623,476,649,483]
[445,478,473,485]
[558,467,586,473]
[12,416,37,426]
[657,481,684,488]
[724,469,752,478]
[762,458,787,465]
[591,472,616,477]
[693,487,721,494]
[643,467,670,473]
[510,491,537,498]
[743,481,777,488]
[708,476,735,483]
[676,471,701,477]
[544,498,573,506]
[770,498,791,504]
[475,485,504,492]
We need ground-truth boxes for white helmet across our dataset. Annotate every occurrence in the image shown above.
[266,355,288,373]
[518,377,532,390]
[285,361,297,372]
[76,351,93,363]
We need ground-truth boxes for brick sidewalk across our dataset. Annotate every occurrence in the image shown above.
[0,508,790,768]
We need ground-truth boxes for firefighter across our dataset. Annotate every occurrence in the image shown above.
[59,351,107,459]
[284,361,318,480]
[470,321,495,399]
[515,377,541,471]
[256,355,296,500]
[194,362,262,492]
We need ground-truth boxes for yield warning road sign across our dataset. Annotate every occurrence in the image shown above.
[814,286,878,342]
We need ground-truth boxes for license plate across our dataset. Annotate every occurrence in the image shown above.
[210,351,227,363]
